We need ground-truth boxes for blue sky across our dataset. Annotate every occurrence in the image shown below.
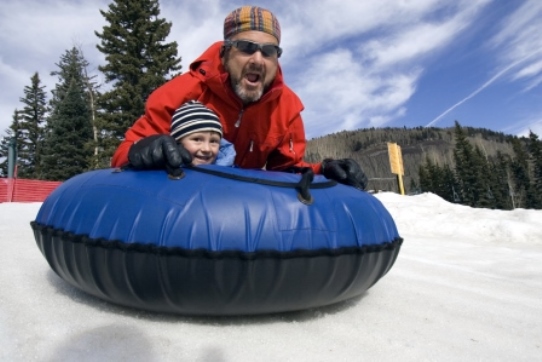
[1,0,541,141]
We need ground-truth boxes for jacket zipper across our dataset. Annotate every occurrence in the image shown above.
[289,134,295,157]
[232,108,253,155]
[235,109,244,128]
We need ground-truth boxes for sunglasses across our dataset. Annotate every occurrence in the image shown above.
[224,40,283,58]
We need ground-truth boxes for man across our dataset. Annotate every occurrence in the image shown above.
[113,5,368,189]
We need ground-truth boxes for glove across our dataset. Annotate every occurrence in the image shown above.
[322,158,368,190]
[128,134,192,176]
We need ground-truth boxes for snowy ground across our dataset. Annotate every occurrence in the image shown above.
[1,193,541,361]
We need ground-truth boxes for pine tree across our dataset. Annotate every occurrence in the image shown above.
[41,49,93,180]
[488,152,513,210]
[16,73,48,178]
[527,131,542,208]
[427,161,446,199]
[75,46,104,170]
[472,146,494,209]
[418,161,431,193]
[95,0,182,160]
[0,110,23,177]
[509,138,534,209]
[0,136,8,176]
[50,48,90,110]
[453,121,478,206]
[418,157,460,203]
[441,164,461,203]
[409,178,420,195]
[452,121,495,208]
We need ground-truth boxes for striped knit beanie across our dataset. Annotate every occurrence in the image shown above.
[171,101,222,141]
[223,6,281,43]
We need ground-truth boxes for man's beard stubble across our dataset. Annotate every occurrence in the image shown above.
[224,58,267,104]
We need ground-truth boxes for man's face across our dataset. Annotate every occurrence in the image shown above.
[222,30,280,105]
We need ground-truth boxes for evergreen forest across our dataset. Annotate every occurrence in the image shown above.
[306,123,542,209]
[0,0,181,179]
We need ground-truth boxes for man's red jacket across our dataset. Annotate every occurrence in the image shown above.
[111,41,321,174]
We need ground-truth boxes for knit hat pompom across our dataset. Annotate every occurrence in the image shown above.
[223,6,281,43]
[171,101,222,141]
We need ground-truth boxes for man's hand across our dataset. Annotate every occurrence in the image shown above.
[322,158,368,190]
[128,134,192,176]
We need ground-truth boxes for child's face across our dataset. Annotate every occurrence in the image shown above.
[180,131,221,166]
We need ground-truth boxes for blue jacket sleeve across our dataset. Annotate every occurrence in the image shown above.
[215,138,237,166]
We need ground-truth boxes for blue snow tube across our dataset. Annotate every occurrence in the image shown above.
[31,166,402,316]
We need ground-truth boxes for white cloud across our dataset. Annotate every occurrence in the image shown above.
[490,1,542,88]
[359,13,474,70]
[523,74,542,92]
[0,0,110,132]
[424,0,542,128]
[161,0,224,70]
[425,53,538,128]
[513,59,542,82]
[0,56,31,98]
[0,0,108,67]
[510,116,542,138]
[288,0,489,135]
[293,49,421,137]
[284,0,489,135]
[283,0,445,48]
[0,57,36,130]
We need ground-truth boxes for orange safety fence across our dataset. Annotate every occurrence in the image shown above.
[0,178,62,203]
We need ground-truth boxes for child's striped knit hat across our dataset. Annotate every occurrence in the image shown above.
[171,101,222,141]
[223,6,281,43]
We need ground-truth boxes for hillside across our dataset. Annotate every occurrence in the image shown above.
[305,126,517,193]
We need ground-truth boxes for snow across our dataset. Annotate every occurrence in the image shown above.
[1,193,542,361]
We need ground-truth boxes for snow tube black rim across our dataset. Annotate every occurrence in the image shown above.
[32,222,403,316]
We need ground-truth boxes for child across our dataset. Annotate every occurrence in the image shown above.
[171,100,236,166]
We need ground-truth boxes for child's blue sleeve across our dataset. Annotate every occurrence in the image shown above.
[215,138,236,166]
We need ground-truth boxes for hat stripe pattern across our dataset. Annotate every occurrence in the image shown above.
[223,6,281,43]
[171,101,222,141]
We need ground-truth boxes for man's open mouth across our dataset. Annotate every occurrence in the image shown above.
[245,73,261,83]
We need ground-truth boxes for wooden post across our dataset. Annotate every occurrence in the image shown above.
[387,142,405,195]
